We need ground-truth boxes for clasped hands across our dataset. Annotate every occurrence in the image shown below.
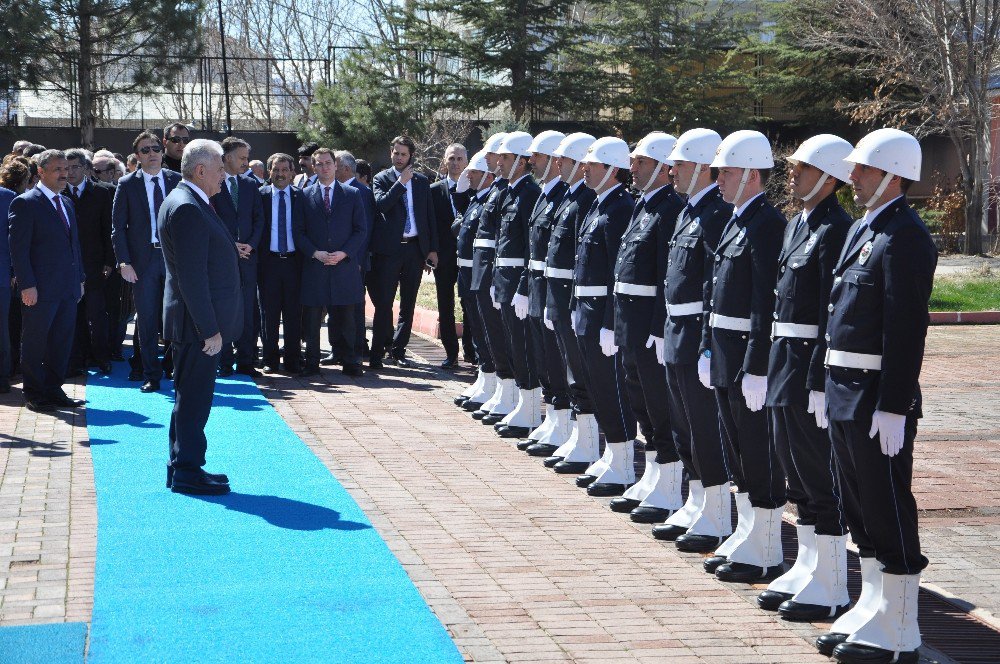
[313,250,348,266]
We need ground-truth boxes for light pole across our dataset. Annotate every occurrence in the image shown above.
[216,0,233,136]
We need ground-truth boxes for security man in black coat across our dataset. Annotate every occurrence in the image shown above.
[815,129,935,664]
[702,131,787,584]
[757,135,854,621]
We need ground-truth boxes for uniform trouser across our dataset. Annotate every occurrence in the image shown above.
[169,340,218,471]
[500,302,538,390]
[220,263,258,369]
[460,298,475,360]
[666,362,729,487]
[474,285,513,380]
[622,344,677,462]
[576,331,636,444]
[433,260,460,360]
[132,255,166,381]
[305,304,357,368]
[716,384,786,509]
[830,417,927,575]
[20,297,76,403]
[258,253,302,369]
[772,405,847,536]
[462,291,491,372]
[552,316,592,414]
[528,315,570,409]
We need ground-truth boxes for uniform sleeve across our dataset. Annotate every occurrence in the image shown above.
[807,220,850,392]
[742,217,784,376]
[699,211,726,355]
[516,190,542,296]
[602,204,631,330]
[651,205,679,336]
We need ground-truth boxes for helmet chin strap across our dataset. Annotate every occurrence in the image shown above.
[801,172,830,203]
[564,159,581,183]
[685,164,704,197]
[864,171,895,209]
[733,167,752,205]
[642,161,664,192]
[476,172,489,192]
[539,155,553,181]
[506,155,523,181]
[596,165,616,191]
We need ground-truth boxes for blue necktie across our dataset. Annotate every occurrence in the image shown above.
[402,187,413,235]
[278,190,288,253]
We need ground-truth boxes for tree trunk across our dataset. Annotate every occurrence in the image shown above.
[77,0,95,148]
[965,117,989,255]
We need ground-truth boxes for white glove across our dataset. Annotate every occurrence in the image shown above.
[489,285,500,310]
[698,354,712,389]
[543,307,554,331]
[741,373,768,412]
[599,328,618,356]
[512,293,529,320]
[807,390,828,429]
[869,410,906,457]
[646,335,664,365]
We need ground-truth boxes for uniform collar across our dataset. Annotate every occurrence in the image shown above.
[643,184,667,202]
[862,195,904,227]
[509,173,530,190]
[542,178,561,196]
[687,183,717,209]
[597,182,621,204]
[568,179,585,193]
[734,191,764,218]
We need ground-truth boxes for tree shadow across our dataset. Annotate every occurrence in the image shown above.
[0,434,71,457]
[83,407,163,429]
[190,492,372,532]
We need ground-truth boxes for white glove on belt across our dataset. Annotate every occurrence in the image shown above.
[646,335,664,365]
[490,285,500,310]
[543,307,554,331]
[869,410,906,457]
[698,355,711,389]
[512,293,529,320]
[807,390,828,429]
[599,328,618,356]
[741,373,768,412]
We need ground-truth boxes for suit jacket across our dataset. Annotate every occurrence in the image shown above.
[8,186,85,302]
[211,173,265,265]
[111,168,181,274]
[545,182,596,321]
[159,182,242,343]
[430,178,470,270]
[765,192,852,407]
[493,175,541,304]
[258,184,306,256]
[371,168,437,257]
[825,197,937,421]
[66,179,115,280]
[344,177,376,271]
[0,186,16,285]
[293,181,368,307]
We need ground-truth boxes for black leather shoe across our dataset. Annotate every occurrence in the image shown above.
[815,633,849,657]
[262,364,279,373]
[110,351,125,362]
[140,380,160,393]
[704,555,728,573]
[218,366,235,377]
[368,357,383,370]
[575,474,597,488]
[167,465,229,488]
[553,460,590,474]
[832,641,918,664]
[26,400,54,413]
[498,425,529,438]
[609,497,641,513]
[236,364,261,378]
[393,356,412,368]
[128,369,143,381]
[342,364,364,377]
[297,367,320,377]
[170,470,231,496]
[588,482,627,497]
[526,443,559,457]
[633,507,673,525]
[778,599,850,623]
[462,400,485,412]
[516,439,534,451]
[482,413,506,425]
[319,353,341,366]
[50,394,85,408]
[543,455,563,468]
[650,521,686,537]
[440,357,459,369]
[675,533,724,553]
[471,409,489,420]
[454,395,469,406]
[756,590,794,611]
[98,362,113,375]
[715,561,785,583]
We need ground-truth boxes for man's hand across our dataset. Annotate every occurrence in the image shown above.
[326,251,347,265]
[698,354,711,389]
[599,328,618,356]
[120,263,138,283]
[869,410,906,457]
[807,390,829,429]
[512,293,529,320]
[202,332,223,356]
[424,251,438,274]
[79,282,85,302]
[741,373,768,412]
[646,335,664,365]
[543,308,555,331]
[313,250,331,264]
[398,165,414,185]
[21,286,38,306]
[236,242,253,259]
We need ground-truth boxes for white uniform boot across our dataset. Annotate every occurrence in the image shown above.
[497,387,542,437]
[650,476,702,538]
[716,506,785,582]
[521,403,556,449]
[464,372,497,413]
[633,461,683,526]
[528,408,571,456]
[482,378,518,424]
[587,441,636,497]
[837,573,921,664]
[780,533,850,621]
[816,557,884,656]
[457,369,485,405]
[705,491,752,573]
[675,482,734,553]
[756,525,817,610]
[577,444,612,488]
[551,413,600,474]
[610,450,658,513]
[471,376,503,419]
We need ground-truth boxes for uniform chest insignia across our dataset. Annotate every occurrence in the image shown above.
[639,213,651,230]
[689,217,700,230]
[859,240,874,265]
[736,227,747,243]
[804,231,818,253]
[545,202,554,214]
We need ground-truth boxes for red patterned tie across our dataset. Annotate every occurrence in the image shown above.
[324,186,331,212]
[52,195,70,230]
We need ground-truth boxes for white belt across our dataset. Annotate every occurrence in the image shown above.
[495,257,525,267]
[666,301,704,317]
[614,282,657,297]
[528,260,547,272]
[473,239,496,249]
[825,349,882,371]
[709,313,752,332]
[574,286,608,297]
[457,258,474,268]
[544,267,573,280]
[771,322,819,339]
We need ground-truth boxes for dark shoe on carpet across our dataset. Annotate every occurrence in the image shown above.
[831,641,918,664]
[140,380,160,393]
[756,590,794,611]
[553,460,590,474]
[110,352,125,362]
[218,366,235,377]
[284,362,302,374]
[587,482,627,497]
[50,394,85,408]
[170,471,231,496]
[575,474,597,488]
[675,533,724,553]
[167,465,229,488]
[297,366,320,377]
[609,497,641,513]
[26,400,54,413]
[320,353,341,366]
[703,555,727,574]
[128,369,143,381]
[778,599,850,623]
[440,356,459,369]
[527,443,559,457]
[163,369,173,380]
[342,364,364,377]
[715,561,785,583]
[98,362,113,375]
[236,364,261,378]
[633,508,674,526]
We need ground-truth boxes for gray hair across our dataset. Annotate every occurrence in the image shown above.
[35,149,66,169]
[181,139,223,178]
[65,148,92,168]
[335,150,356,174]
[445,143,468,157]
[93,149,116,160]
[12,140,30,154]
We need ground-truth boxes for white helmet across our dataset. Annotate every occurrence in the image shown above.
[631,132,677,165]
[845,128,921,208]
[554,132,596,183]
[710,130,774,170]
[582,137,631,169]
[668,128,722,165]
[482,132,508,154]
[456,149,490,193]
[497,131,533,157]
[788,134,854,203]
[528,130,566,156]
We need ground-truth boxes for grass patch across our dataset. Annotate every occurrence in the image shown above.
[930,274,1000,311]
[394,277,463,321]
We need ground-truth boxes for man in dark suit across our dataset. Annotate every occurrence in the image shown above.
[7,150,86,412]
[64,148,115,375]
[293,142,319,188]
[160,139,241,496]
[429,143,470,368]
[258,153,304,373]
[112,130,181,393]
[161,122,190,173]
[211,136,265,377]
[369,135,438,368]
[293,148,369,377]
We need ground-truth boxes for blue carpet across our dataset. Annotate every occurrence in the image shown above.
[0,622,87,664]
[83,364,462,663]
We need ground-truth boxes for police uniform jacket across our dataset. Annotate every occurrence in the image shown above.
[613,184,684,348]
[470,180,508,292]
[571,184,634,337]
[454,189,488,296]
[519,179,568,318]
[544,181,596,322]
[765,192,851,407]
[493,175,541,305]
[663,185,730,365]
[824,197,937,421]
[702,194,786,387]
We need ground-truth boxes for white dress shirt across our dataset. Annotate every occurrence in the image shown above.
[392,167,417,237]
[269,185,295,252]
[142,169,166,242]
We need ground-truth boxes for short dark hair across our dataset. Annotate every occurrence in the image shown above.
[22,143,46,158]
[390,135,416,156]
[132,130,161,153]
[0,155,33,191]
[311,147,335,163]
[163,122,189,139]
[267,152,296,172]
[356,159,372,181]
[757,168,771,186]
[221,136,250,154]
[900,177,914,194]
[297,141,319,157]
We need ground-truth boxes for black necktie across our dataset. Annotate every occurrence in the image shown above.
[278,190,288,253]
[151,176,164,241]
[848,221,868,251]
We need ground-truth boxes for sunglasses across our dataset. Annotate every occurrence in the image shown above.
[94,167,116,174]
[138,145,163,154]
[166,136,191,144]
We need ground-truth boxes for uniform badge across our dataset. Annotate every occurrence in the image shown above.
[736,227,747,243]
[640,213,651,230]
[545,202,554,214]
[859,241,874,265]
[804,231,818,253]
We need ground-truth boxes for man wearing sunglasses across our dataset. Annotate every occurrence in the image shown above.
[162,122,191,172]
[111,130,181,393]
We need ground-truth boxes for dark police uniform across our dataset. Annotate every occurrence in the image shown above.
[471,180,513,393]
[767,192,851,537]
[455,188,491,375]
[703,193,786,510]
[613,185,683,467]
[825,196,936,576]
[663,184,731,492]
